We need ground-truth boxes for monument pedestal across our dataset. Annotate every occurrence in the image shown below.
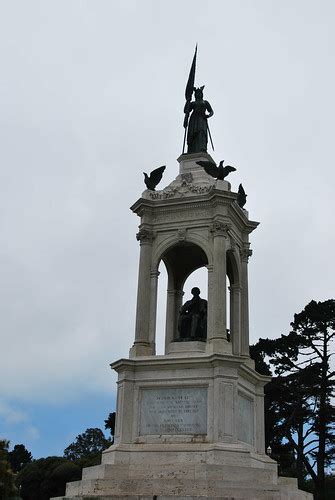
[54,354,312,499]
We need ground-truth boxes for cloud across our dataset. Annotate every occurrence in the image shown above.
[0,400,28,425]
[24,425,40,442]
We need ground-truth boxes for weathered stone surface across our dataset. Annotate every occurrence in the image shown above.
[53,468,313,499]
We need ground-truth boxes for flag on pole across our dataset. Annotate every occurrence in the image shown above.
[185,44,197,102]
[183,45,197,130]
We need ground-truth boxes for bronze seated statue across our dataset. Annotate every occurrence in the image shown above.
[177,287,207,341]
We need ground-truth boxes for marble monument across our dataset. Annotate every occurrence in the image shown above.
[53,51,312,499]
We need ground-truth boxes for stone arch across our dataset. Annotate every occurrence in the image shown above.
[227,248,241,286]
[152,232,212,271]
[161,241,208,291]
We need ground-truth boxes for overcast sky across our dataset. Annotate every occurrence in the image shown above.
[0,0,334,458]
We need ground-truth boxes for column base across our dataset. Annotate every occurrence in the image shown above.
[129,342,154,358]
[206,337,232,354]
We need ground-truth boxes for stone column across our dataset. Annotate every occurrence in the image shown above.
[129,228,154,357]
[165,287,184,353]
[229,284,241,356]
[207,222,231,354]
[165,287,176,353]
[148,270,160,354]
[174,288,184,334]
[240,246,252,357]
[206,264,214,337]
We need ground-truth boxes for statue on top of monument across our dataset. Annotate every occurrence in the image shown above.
[182,46,214,154]
[143,165,166,190]
[196,159,236,181]
[237,183,247,208]
[177,287,207,341]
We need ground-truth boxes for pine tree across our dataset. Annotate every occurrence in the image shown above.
[251,299,335,499]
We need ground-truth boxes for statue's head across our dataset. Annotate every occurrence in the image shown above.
[194,86,205,100]
[191,287,201,297]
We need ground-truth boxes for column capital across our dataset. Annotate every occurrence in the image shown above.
[136,228,155,244]
[240,246,253,262]
[210,221,231,237]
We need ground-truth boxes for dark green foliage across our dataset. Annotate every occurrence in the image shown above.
[251,299,335,500]
[63,427,110,461]
[11,421,114,500]
[0,440,18,498]
[8,444,32,473]
[16,456,81,500]
[104,412,116,443]
[74,452,103,469]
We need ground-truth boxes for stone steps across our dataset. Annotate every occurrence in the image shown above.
[50,461,312,500]
[58,476,309,499]
[81,462,277,483]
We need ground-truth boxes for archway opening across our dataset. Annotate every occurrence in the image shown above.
[154,243,241,354]
[157,241,209,352]
[183,267,208,301]
[162,242,208,291]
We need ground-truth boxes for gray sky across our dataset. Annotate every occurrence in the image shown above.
[0,0,334,446]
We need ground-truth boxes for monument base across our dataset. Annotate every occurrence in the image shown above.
[52,353,312,499]
[53,460,311,499]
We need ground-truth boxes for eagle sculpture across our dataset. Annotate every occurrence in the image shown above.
[237,184,247,208]
[143,165,166,191]
[196,160,236,180]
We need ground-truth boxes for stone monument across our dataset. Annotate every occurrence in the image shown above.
[53,51,312,499]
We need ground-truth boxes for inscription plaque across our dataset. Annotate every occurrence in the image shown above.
[140,387,207,435]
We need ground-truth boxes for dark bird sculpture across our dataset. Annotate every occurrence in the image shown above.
[196,160,236,180]
[143,165,166,190]
[237,184,247,208]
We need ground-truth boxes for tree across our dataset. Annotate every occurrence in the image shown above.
[40,461,81,499]
[17,456,81,500]
[250,345,299,478]
[8,444,32,473]
[0,440,18,498]
[252,299,335,500]
[63,427,110,461]
[104,412,116,444]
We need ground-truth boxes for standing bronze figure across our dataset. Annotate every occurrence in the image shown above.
[185,87,214,153]
[182,47,214,154]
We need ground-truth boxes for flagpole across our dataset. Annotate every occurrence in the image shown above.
[207,122,214,151]
[182,45,197,154]
[182,126,187,154]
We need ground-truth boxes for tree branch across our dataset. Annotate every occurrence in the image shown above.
[305,445,319,455]
[306,339,322,359]
[303,438,319,449]
[303,427,314,440]
[285,431,317,483]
